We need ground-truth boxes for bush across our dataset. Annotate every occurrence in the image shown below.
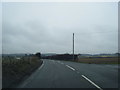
[35,52,41,59]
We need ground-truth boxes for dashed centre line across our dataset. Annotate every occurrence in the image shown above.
[52,60,102,90]
[81,75,103,90]
[66,65,75,71]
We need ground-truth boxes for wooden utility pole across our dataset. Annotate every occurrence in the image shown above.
[73,33,74,61]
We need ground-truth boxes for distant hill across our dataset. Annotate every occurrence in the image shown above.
[2,53,119,58]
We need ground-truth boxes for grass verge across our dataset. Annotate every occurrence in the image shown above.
[2,56,43,88]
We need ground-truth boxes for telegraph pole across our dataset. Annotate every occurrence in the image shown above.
[73,33,74,61]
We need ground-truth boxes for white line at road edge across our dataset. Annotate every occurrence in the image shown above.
[38,60,44,70]
[20,60,44,87]
[81,75,103,90]
[66,65,75,71]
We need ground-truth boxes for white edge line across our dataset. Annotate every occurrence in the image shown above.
[38,60,44,70]
[20,60,44,87]
[81,75,103,90]
[66,65,75,71]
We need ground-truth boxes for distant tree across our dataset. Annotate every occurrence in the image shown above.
[115,53,120,55]
[35,52,41,59]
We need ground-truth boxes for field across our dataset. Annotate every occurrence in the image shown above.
[2,55,43,88]
[77,57,119,64]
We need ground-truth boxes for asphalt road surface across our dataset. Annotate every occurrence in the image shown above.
[17,59,119,89]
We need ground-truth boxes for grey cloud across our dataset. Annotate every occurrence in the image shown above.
[2,2,118,54]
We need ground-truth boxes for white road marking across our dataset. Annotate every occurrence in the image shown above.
[81,75,103,90]
[38,61,44,70]
[66,65,75,71]
[20,61,44,87]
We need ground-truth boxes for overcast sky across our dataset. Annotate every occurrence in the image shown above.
[2,2,118,54]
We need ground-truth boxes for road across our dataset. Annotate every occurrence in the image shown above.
[17,59,119,89]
